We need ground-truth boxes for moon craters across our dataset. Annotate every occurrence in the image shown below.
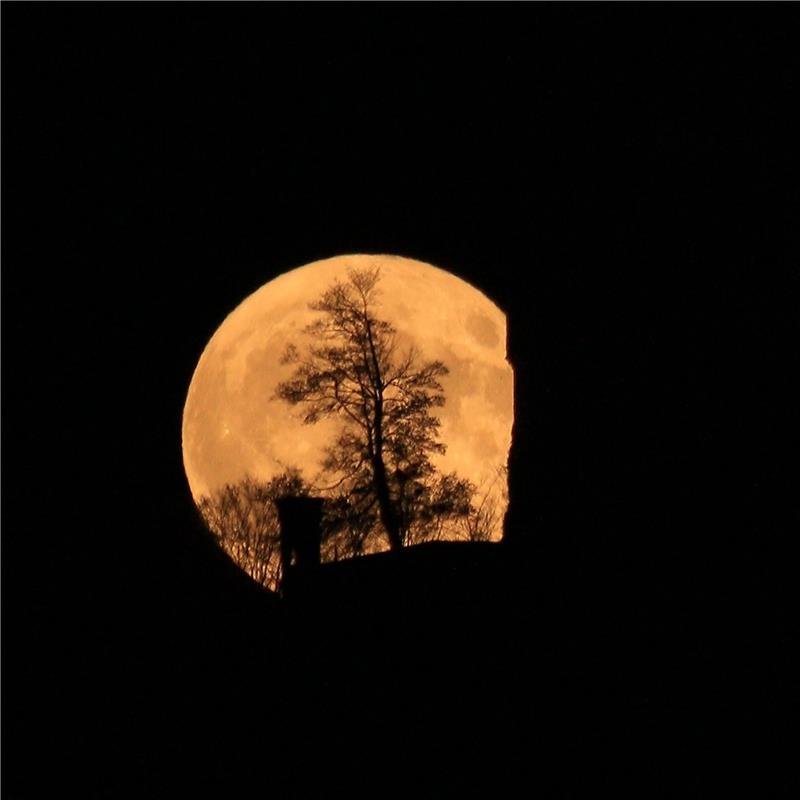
[466,312,500,349]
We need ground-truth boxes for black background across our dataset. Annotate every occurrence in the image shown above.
[3,5,798,797]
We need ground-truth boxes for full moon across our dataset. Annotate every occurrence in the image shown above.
[182,254,513,559]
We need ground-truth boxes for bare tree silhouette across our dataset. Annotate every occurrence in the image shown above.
[276,267,474,551]
[197,469,307,589]
[458,465,508,543]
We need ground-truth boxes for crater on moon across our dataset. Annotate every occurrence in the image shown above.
[466,311,500,349]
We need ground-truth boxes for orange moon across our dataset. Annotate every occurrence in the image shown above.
[182,254,513,540]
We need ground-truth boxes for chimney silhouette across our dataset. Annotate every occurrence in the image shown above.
[275,496,324,593]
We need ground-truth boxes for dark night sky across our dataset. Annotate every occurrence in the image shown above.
[3,5,798,797]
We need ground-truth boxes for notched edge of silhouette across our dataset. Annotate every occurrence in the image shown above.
[275,492,506,603]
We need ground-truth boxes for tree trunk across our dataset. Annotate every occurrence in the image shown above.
[373,454,402,551]
[363,314,403,551]
[372,388,402,550]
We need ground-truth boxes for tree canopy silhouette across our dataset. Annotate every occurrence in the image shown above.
[276,267,476,552]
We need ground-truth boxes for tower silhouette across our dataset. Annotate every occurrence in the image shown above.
[275,496,325,594]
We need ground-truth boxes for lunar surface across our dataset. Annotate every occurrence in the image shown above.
[182,254,513,540]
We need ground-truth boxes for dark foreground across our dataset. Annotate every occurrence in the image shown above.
[6,524,792,798]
